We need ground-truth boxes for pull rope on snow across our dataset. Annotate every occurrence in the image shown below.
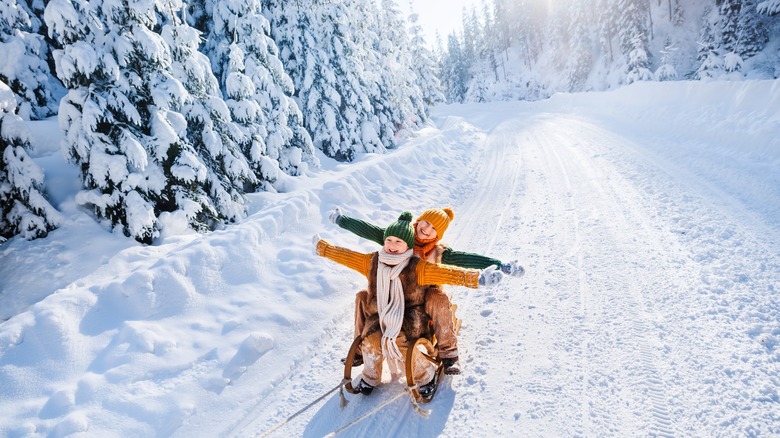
[406,385,432,418]
[324,390,407,437]
[258,378,349,438]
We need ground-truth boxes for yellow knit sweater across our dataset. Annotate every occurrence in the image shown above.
[316,239,480,288]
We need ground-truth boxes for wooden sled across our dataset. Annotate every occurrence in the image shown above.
[343,304,462,403]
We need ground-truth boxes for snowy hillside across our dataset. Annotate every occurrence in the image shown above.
[1,80,779,437]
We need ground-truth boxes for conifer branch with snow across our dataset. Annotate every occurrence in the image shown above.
[0,81,60,240]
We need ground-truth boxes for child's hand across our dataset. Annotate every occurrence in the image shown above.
[312,234,322,255]
[501,260,525,277]
[478,265,503,286]
[328,207,343,224]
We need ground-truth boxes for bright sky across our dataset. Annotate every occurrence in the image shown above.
[400,0,477,48]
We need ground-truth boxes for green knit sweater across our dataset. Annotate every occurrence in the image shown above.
[336,214,503,270]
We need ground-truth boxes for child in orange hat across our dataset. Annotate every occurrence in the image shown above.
[314,212,503,397]
[330,207,524,374]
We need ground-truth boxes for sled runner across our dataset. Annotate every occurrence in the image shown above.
[342,305,461,404]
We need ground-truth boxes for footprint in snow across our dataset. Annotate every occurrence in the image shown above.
[222,333,274,381]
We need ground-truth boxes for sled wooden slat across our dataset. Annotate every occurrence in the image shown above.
[343,335,364,394]
[452,304,462,335]
[405,337,443,403]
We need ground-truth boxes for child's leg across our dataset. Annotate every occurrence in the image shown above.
[360,331,384,386]
[354,289,369,339]
[425,287,458,359]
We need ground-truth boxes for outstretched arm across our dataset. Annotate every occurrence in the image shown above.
[330,209,386,246]
[442,247,525,277]
[415,260,482,289]
[315,239,373,278]
[440,247,503,270]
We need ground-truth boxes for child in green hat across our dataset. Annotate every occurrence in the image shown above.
[314,212,503,397]
[329,206,525,374]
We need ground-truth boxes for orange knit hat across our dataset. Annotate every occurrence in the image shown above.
[416,207,455,239]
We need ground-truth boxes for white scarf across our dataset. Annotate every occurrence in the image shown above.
[376,248,413,374]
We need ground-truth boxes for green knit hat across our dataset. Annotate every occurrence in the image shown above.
[384,211,415,249]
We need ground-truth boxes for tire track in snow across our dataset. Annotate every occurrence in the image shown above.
[564,118,678,437]
[544,126,592,438]
[517,114,679,436]
[630,316,675,437]
[571,114,780,436]
[560,126,677,437]
[529,118,592,437]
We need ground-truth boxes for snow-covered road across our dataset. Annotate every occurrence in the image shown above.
[250,83,779,437]
[2,81,778,437]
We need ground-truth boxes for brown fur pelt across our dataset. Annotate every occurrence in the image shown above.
[361,253,433,343]
[362,306,432,341]
[402,305,432,340]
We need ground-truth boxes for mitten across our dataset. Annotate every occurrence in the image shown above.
[312,233,322,255]
[501,260,525,277]
[328,207,343,225]
[478,265,503,286]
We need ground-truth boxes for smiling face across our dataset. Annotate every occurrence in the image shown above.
[384,236,410,254]
[415,220,438,241]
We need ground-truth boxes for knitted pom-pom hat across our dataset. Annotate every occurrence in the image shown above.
[384,212,415,249]
[416,207,455,239]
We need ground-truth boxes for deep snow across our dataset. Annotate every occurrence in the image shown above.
[1,80,779,437]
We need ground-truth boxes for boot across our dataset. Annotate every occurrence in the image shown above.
[356,378,374,395]
[441,357,461,375]
[340,354,363,367]
[418,376,437,400]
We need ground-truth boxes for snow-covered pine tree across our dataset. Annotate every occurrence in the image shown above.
[188,0,315,191]
[543,2,568,81]
[480,0,500,83]
[670,0,685,25]
[349,0,397,148]
[618,0,653,83]
[316,0,383,161]
[463,4,485,85]
[758,0,780,15]
[567,1,594,91]
[461,5,477,66]
[45,0,253,243]
[263,2,342,160]
[517,0,547,66]
[0,0,63,120]
[625,33,654,82]
[0,80,60,241]
[371,0,426,140]
[718,0,743,71]
[407,7,445,107]
[161,15,254,228]
[491,0,513,68]
[596,0,620,64]
[695,8,724,79]
[733,0,768,60]
[264,1,382,161]
[655,38,679,80]
[441,34,468,103]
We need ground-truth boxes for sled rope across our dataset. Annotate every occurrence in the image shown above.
[259,378,349,438]
[324,390,407,437]
[406,385,432,418]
